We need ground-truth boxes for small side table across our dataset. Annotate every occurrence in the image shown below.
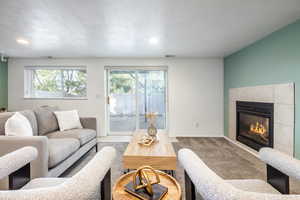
[113,170,182,200]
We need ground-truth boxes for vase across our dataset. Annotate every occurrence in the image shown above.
[147,123,157,139]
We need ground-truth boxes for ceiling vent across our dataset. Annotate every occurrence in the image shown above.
[165,54,176,58]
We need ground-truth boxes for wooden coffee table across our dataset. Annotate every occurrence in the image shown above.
[123,132,177,176]
[112,170,182,200]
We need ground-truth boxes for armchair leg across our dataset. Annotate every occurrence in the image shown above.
[101,169,111,200]
[95,144,98,152]
[185,170,196,200]
[267,164,289,194]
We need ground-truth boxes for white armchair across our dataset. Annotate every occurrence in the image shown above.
[178,148,300,200]
[0,146,116,200]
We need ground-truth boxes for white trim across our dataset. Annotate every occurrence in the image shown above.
[25,65,87,70]
[23,97,88,100]
[105,68,169,136]
[97,135,178,143]
[104,69,109,137]
[104,65,168,71]
[174,133,223,137]
[223,136,259,158]
[135,70,139,130]
[98,136,132,142]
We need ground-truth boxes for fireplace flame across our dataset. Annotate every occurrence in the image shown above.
[250,122,267,135]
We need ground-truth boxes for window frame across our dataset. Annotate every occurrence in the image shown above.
[104,66,169,136]
[24,66,88,100]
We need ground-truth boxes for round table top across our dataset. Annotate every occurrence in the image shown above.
[112,170,182,200]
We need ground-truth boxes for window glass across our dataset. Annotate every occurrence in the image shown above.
[24,67,87,99]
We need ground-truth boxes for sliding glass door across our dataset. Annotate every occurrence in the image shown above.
[106,68,167,135]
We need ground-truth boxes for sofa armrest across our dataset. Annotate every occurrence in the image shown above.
[0,136,48,179]
[80,117,97,131]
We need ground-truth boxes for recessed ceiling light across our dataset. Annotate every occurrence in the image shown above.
[149,37,159,45]
[16,38,30,45]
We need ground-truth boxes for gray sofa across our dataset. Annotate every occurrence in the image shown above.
[0,107,98,179]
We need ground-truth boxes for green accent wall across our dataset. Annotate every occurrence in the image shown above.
[0,60,8,108]
[224,19,300,158]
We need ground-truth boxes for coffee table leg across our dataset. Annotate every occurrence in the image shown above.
[171,170,175,178]
[163,170,175,177]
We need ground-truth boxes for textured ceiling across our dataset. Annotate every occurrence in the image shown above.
[0,0,300,58]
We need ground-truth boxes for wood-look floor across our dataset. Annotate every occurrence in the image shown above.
[62,137,300,199]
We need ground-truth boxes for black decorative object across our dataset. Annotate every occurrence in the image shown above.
[124,166,168,200]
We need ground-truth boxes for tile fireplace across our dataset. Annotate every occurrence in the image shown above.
[236,101,274,151]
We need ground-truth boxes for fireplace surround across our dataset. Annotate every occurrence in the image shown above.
[236,101,274,151]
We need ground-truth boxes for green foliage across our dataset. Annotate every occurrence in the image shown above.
[110,72,135,94]
[63,70,87,97]
[33,70,61,92]
[33,69,87,97]
[109,71,166,94]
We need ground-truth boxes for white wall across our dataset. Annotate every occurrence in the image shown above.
[8,58,224,137]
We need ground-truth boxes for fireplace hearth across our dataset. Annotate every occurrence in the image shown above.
[236,101,274,151]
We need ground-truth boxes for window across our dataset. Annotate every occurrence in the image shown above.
[24,66,87,99]
[106,67,168,135]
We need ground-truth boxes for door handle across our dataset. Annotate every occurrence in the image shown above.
[107,96,110,105]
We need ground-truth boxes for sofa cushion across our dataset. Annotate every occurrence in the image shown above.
[54,110,83,131]
[19,110,38,136]
[0,111,38,136]
[47,129,96,146]
[48,138,80,168]
[0,112,14,135]
[5,112,33,136]
[34,107,59,135]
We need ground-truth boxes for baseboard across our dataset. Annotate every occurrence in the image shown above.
[98,136,179,143]
[223,136,259,158]
[172,133,224,138]
[97,136,132,142]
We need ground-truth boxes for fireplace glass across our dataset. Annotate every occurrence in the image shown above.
[236,101,274,151]
[238,113,270,146]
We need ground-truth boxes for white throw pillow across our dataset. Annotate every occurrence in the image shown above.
[54,110,83,131]
[5,112,33,136]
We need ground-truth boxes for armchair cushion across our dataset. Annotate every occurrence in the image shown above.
[226,179,280,194]
[22,178,68,190]
[46,129,96,146]
[48,139,80,168]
